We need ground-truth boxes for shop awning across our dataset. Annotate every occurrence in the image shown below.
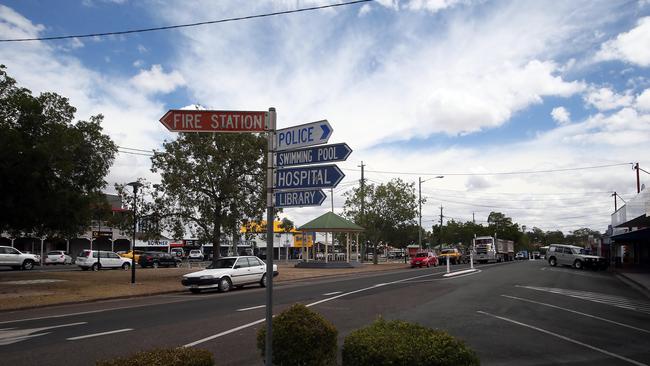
[611,227,650,242]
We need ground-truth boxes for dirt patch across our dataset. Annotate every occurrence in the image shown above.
[0,262,408,311]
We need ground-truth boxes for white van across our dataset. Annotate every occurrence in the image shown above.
[76,250,132,271]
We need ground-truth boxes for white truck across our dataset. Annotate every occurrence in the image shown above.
[473,236,515,263]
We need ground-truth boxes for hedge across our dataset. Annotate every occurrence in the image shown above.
[96,347,214,366]
[342,319,480,366]
[257,303,338,366]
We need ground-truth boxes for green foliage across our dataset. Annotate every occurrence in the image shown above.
[0,65,117,237]
[343,178,418,263]
[257,304,338,366]
[342,319,480,366]
[149,130,267,259]
[96,347,214,366]
[279,217,295,233]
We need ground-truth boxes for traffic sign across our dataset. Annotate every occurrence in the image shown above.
[275,120,332,151]
[159,110,268,133]
[274,189,326,208]
[275,164,345,190]
[275,143,352,168]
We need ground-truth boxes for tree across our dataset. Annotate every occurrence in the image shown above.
[343,178,418,264]
[150,132,266,263]
[0,65,117,238]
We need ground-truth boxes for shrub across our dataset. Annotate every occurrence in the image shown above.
[96,347,214,366]
[257,303,338,366]
[342,319,480,366]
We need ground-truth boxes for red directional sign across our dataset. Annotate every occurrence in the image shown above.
[159,110,268,133]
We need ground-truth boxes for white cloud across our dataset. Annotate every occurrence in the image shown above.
[358,4,372,16]
[137,44,148,54]
[404,0,466,13]
[584,87,633,111]
[596,16,650,66]
[129,65,186,95]
[636,88,650,111]
[0,4,44,39]
[132,59,144,68]
[551,107,571,125]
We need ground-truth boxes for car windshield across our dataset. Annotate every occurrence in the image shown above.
[415,253,427,258]
[206,258,236,269]
[441,249,453,254]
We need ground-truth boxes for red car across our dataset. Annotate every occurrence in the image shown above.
[410,252,438,268]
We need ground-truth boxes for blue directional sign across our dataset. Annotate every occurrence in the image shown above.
[274,164,345,190]
[275,120,332,151]
[276,143,352,168]
[275,189,327,208]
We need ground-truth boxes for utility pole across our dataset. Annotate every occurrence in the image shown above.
[359,161,365,260]
[418,177,422,248]
[635,163,640,193]
[439,206,443,251]
[331,187,334,212]
[472,212,475,224]
[612,192,617,212]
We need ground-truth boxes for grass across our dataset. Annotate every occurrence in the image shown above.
[0,262,408,311]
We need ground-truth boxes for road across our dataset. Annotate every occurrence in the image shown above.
[1,260,648,365]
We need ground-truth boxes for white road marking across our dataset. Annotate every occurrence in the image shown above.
[322,291,342,296]
[540,267,609,278]
[501,295,650,334]
[517,286,650,314]
[0,322,86,346]
[477,311,647,366]
[183,270,446,347]
[443,269,478,277]
[236,305,266,312]
[66,328,133,341]
[2,279,68,285]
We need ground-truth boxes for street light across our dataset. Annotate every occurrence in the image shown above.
[418,176,444,248]
[126,181,143,284]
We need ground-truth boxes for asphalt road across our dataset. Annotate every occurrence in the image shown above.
[1,260,648,365]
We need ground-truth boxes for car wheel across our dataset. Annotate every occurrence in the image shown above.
[260,274,267,288]
[574,260,583,270]
[190,288,201,294]
[218,277,231,292]
[122,263,130,270]
[22,260,35,270]
[91,263,100,271]
[549,257,557,267]
[153,262,159,269]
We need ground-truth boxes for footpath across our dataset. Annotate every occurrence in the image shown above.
[616,270,650,298]
[0,262,408,311]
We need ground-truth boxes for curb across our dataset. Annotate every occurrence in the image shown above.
[615,272,650,299]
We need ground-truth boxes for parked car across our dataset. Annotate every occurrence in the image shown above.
[0,246,40,270]
[139,252,181,268]
[410,252,437,268]
[119,250,143,262]
[532,251,541,259]
[188,249,204,261]
[181,256,278,294]
[44,250,73,265]
[546,244,608,270]
[515,251,527,260]
[438,248,462,265]
[76,250,132,271]
[170,248,185,258]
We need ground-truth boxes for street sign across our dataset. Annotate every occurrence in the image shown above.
[159,110,268,133]
[275,120,332,151]
[274,164,345,190]
[275,143,352,168]
[92,230,112,239]
[275,189,326,208]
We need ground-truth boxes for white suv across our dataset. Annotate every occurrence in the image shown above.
[0,246,41,270]
[76,250,132,271]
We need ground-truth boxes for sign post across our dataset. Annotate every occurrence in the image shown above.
[265,108,276,366]
[275,143,352,168]
[275,120,332,151]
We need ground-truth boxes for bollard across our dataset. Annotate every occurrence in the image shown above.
[470,252,474,270]
[446,255,450,274]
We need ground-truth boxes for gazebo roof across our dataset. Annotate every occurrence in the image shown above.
[298,212,364,233]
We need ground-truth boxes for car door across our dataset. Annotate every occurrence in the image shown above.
[231,258,250,285]
[0,247,9,265]
[248,257,265,282]
[5,247,22,265]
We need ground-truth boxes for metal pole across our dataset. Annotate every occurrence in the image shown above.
[96,216,101,269]
[418,177,422,248]
[131,185,138,284]
[356,233,360,263]
[265,107,276,366]
[636,163,640,193]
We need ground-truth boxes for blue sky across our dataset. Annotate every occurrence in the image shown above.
[1,0,649,233]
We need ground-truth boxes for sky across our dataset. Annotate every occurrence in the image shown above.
[1,0,649,236]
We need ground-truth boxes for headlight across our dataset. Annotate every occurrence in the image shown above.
[199,275,214,280]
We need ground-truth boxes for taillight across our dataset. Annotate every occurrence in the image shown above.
[146,256,153,260]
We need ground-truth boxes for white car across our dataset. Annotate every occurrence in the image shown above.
[0,246,40,270]
[44,251,73,265]
[188,249,204,261]
[76,250,132,271]
[181,256,278,294]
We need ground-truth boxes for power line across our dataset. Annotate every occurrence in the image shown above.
[0,0,372,42]
[340,162,632,176]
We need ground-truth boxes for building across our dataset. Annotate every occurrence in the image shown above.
[610,188,650,269]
